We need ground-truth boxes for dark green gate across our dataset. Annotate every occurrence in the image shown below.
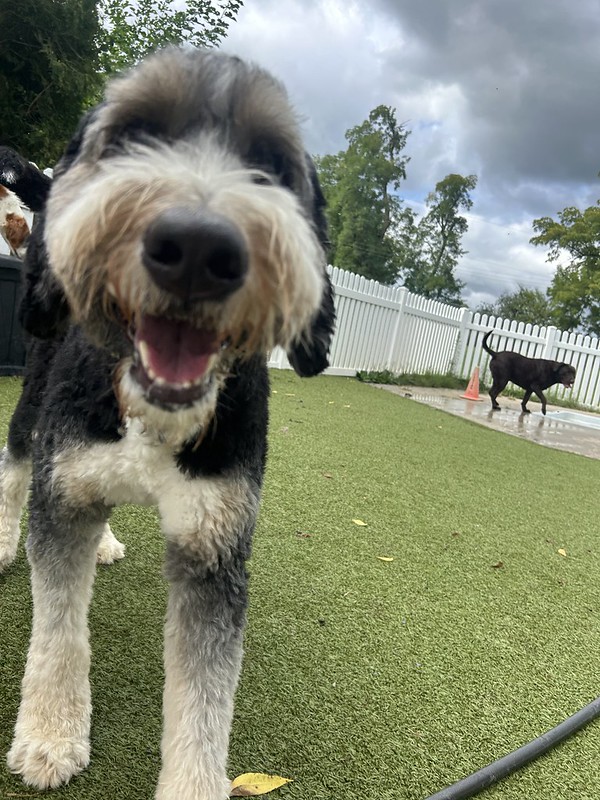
[0,254,25,375]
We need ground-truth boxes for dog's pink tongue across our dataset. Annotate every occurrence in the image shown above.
[136,315,219,384]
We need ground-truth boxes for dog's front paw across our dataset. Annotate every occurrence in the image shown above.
[7,733,90,789]
[96,523,126,565]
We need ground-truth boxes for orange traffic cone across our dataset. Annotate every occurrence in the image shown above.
[461,366,482,401]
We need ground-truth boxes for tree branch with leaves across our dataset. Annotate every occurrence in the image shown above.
[0,0,243,164]
[314,105,410,285]
[531,202,600,335]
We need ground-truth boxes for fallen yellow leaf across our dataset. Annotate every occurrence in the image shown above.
[352,519,367,526]
[558,548,567,557]
[230,773,292,797]
[376,556,394,562]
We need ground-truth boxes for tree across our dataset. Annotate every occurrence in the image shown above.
[315,105,410,284]
[0,0,102,164]
[475,286,554,326]
[97,0,243,74]
[531,202,600,335]
[0,0,243,165]
[398,173,477,305]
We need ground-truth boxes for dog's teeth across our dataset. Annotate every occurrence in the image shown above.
[154,376,166,386]
[137,341,157,381]
[138,340,151,369]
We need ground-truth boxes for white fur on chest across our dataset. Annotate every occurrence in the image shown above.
[51,420,257,562]
[54,419,187,508]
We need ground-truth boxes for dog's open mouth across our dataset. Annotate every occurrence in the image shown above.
[563,380,574,389]
[130,315,221,406]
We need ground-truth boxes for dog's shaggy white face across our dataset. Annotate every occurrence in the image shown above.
[44,48,327,425]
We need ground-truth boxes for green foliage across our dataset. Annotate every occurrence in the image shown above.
[399,173,477,305]
[0,0,242,165]
[475,285,555,326]
[97,0,243,74]
[315,107,477,299]
[531,202,600,335]
[315,105,410,285]
[0,0,103,163]
[356,369,466,390]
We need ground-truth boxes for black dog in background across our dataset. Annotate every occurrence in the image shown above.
[482,330,576,414]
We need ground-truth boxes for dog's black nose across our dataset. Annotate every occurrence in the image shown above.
[142,207,248,301]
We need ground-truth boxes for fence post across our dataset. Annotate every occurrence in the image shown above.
[451,307,472,377]
[386,287,408,371]
[542,326,558,360]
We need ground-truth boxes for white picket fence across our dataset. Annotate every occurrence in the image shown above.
[268,265,600,409]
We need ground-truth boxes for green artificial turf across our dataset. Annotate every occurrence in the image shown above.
[2,370,600,799]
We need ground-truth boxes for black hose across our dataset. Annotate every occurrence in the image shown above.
[425,696,600,800]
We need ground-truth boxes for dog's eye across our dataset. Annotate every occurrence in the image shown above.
[247,141,297,190]
[250,172,274,186]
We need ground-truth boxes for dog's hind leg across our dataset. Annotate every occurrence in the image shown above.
[7,479,107,789]
[96,521,126,564]
[0,447,31,572]
[489,377,508,411]
[521,390,532,413]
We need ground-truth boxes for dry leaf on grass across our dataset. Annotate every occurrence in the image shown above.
[230,773,292,796]
[352,519,367,526]
[558,548,567,557]
[376,556,394,562]
[491,561,504,569]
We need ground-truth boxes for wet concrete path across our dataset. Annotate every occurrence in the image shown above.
[374,385,600,461]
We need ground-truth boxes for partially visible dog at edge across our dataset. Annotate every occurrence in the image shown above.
[0,184,30,257]
[482,330,576,415]
[0,46,335,800]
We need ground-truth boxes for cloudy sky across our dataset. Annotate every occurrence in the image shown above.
[223,0,600,308]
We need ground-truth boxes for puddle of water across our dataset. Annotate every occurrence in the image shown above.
[541,410,600,430]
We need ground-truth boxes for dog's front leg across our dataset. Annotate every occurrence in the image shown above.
[7,484,106,789]
[533,387,548,415]
[157,534,251,800]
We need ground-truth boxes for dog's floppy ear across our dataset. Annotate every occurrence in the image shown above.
[18,218,70,339]
[287,156,336,377]
[18,107,101,340]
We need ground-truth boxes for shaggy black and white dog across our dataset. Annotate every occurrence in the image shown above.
[0,47,335,799]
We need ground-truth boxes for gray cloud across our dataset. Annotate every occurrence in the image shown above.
[223,0,600,308]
